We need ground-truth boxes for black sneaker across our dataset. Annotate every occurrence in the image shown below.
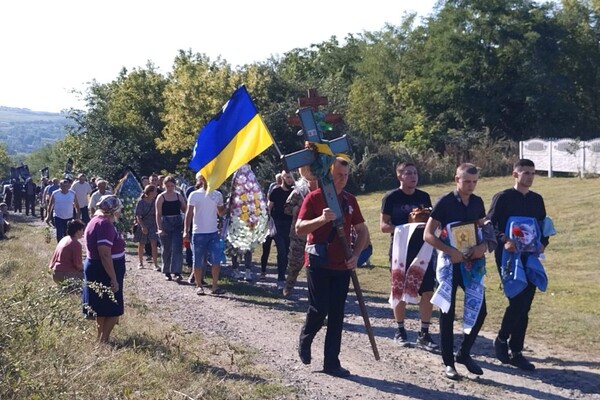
[394,328,409,347]
[165,274,172,281]
[455,353,483,375]
[510,352,535,371]
[494,336,511,364]
[415,332,439,352]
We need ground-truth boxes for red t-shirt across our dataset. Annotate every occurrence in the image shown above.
[49,235,83,273]
[298,189,365,269]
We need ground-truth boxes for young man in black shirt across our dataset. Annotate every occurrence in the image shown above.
[269,171,294,290]
[487,159,549,371]
[424,163,488,380]
[380,162,438,351]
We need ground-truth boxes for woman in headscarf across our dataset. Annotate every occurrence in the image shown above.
[82,195,125,344]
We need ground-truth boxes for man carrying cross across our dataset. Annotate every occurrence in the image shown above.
[296,157,370,378]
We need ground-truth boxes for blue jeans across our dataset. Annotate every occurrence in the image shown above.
[54,216,72,242]
[80,206,90,224]
[191,232,221,270]
[160,215,183,274]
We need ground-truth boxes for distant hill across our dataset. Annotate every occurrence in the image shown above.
[0,106,73,155]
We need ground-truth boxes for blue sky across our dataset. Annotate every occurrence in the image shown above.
[0,0,436,112]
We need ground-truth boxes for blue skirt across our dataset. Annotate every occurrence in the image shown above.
[82,257,126,317]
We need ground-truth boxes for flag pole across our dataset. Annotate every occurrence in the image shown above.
[259,115,284,158]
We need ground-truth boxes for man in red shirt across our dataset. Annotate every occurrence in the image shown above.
[296,157,370,378]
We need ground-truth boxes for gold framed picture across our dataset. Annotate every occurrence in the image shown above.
[447,221,478,255]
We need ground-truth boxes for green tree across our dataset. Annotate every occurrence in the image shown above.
[158,50,236,159]
[65,63,177,184]
[404,0,576,142]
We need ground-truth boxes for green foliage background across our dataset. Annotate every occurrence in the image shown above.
[9,0,600,189]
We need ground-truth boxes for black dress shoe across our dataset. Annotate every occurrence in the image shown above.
[455,353,483,375]
[298,343,311,365]
[510,352,535,371]
[494,336,511,364]
[323,366,350,378]
[444,365,460,380]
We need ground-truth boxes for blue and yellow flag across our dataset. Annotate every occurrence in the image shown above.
[188,86,274,193]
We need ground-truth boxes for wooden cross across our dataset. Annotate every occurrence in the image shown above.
[288,89,342,127]
[280,107,380,361]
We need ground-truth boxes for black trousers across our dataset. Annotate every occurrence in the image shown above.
[299,265,351,369]
[498,282,536,353]
[13,195,22,212]
[25,195,36,216]
[260,235,273,273]
[439,263,487,367]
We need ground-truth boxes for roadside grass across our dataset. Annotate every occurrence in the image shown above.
[0,216,293,399]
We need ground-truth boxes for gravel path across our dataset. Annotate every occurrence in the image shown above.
[125,253,600,400]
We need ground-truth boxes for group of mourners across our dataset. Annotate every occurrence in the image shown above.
[298,157,552,379]
[39,157,552,381]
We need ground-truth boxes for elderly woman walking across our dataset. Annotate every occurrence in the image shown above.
[155,176,187,282]
[82,195,126,344]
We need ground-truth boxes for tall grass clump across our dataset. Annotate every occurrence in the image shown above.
[0,216,293,399]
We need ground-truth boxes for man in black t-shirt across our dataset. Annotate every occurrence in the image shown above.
[380,162,438,352]
[487,159,549,371]
[269,171,294,290]
[424,163,488,380]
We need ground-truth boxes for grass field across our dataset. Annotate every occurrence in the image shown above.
[354,175,600,353]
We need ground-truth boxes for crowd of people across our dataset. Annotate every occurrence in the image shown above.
[3,157,553,379]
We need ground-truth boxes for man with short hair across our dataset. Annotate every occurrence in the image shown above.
[88,179,111,215]
[71,173,92,223]
[424,163,489,380]
[297,157,369,378]
[487,159,549,371]
[380,162,438,351]
[46,179,80,242]
[184,172,227,296]
[150,174,162,194]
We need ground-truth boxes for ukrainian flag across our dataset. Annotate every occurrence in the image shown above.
[188,86,274,192]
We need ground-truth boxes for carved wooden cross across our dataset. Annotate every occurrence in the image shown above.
[281,107,380,360]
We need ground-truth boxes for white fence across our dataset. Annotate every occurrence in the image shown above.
[519,138,600,177]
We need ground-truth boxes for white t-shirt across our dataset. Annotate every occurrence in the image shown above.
[53,190,76,219]
[88,189,112,210]
[188,188,223,234]
[71,181,92,209]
